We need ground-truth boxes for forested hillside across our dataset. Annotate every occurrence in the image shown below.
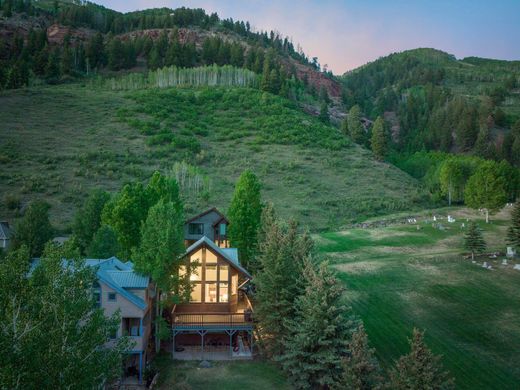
[341,48,520,163]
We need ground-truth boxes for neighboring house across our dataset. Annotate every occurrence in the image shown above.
[171,208,254,360]
[30,256,154,385]
[0,221,11,249]
[184,207,229,248]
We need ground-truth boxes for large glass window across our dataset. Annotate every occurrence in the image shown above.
[206,265,217,281]
[219,265,229,282]
[205,283,218,303]
[232,274,238,295]
[190,283,202,302]
[219,283,229,303]
[206,250,218,263]
[188,223,204,235]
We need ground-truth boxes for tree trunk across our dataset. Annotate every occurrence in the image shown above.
[155,291,161,353]
[485,209,489,223]
[448,189,452,206]
[471,251,474,261]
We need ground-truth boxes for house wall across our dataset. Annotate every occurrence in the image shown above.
[100,282,151,352]
[184,210,223,242]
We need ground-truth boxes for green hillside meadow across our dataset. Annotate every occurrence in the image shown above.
[0,83,427,231]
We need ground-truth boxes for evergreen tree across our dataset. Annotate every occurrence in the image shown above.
[280,260,355,389]
[339,325,384,390]
[45,47,61,80]
[260,55,271,92]
[73,189,110,253]
[11,200,53,257]
[390,329,454,390]
[464,161,507,223]
[107,38,125,70]
[348,105,366,145]
[474,125,494,159]
[87,225,120,258]
[506,202,520,250]
[319,101,329,124]
[464,221,486,260]
[370,116,387,161]
[254,204,313,356]
[227,169,262,270]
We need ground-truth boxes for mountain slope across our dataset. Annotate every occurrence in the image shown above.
[341,48,520,162]
[0,82,426,231]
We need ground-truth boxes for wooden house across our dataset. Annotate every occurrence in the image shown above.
[171,208,254,360]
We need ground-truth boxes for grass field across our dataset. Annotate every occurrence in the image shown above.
[154,357,290,390]
[317,207,520,390]
[0,83,426,231]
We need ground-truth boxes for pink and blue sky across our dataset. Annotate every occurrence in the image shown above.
[96,0,520,75]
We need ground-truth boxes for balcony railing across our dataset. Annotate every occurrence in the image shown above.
[172,312,253,330]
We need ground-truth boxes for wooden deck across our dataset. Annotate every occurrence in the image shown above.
[172,312,253,331]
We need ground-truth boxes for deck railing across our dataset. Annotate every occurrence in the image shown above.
[172,312,253,329]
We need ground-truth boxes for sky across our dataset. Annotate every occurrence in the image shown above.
[96,0,520,75]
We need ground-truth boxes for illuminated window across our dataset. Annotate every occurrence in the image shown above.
[232,274,238,295]
[205,283,217,303]
[219,265,229,282]
[219,283,229,303]
[190,283,202,302]
[179,265,186,277]
[190,250,202,264]
[190,266,202,281]
[206,265,217,281]
[206,250,218,263]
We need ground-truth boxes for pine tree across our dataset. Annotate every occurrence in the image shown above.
[506,202,520,250]
[254,205,313,357]
[340,325,384,390]
[390,329,454,390]
[370,116,387,161]
[464,221,486,260]
[227,169,262,270]
[319,101,329,124]
[280,260,355,389]
[260,55,271,92]
[474,125,494,159]
[348,105,366,145]
[45,47,61,80]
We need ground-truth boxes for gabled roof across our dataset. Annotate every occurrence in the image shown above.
[185,236,252,279]
[106,270,149,289]
[185,207,229,225]
[0,222,11,240]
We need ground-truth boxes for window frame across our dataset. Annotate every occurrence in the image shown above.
[188,223,204,235]
[108,292,117,302]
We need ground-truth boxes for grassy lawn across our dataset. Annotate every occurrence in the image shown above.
[0,83,426,231]
[154,356,289,390]
[317,207,520,390]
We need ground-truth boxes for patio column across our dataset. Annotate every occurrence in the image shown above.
[138,351,143,384]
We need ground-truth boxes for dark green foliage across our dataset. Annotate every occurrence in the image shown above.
[370,116,387,160]
[348,105,366,145]
[280,260,355,389]
[319,101,329,123]
[390,329,454,390]
[254,205,314,356]
[73,189,110,253]
[340,325,384,390]
[507,202,520,250]
[227,169,262,270]
[102,181,149,259]
[11,200,53,257]
[464,221,486,260]
[464,161,508,222]
[0,243,127,389]
[87,225,120,258]
[132,198,185,294]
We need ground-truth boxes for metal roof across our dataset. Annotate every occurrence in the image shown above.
[185,236,251,279]
[106,270,149,289]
